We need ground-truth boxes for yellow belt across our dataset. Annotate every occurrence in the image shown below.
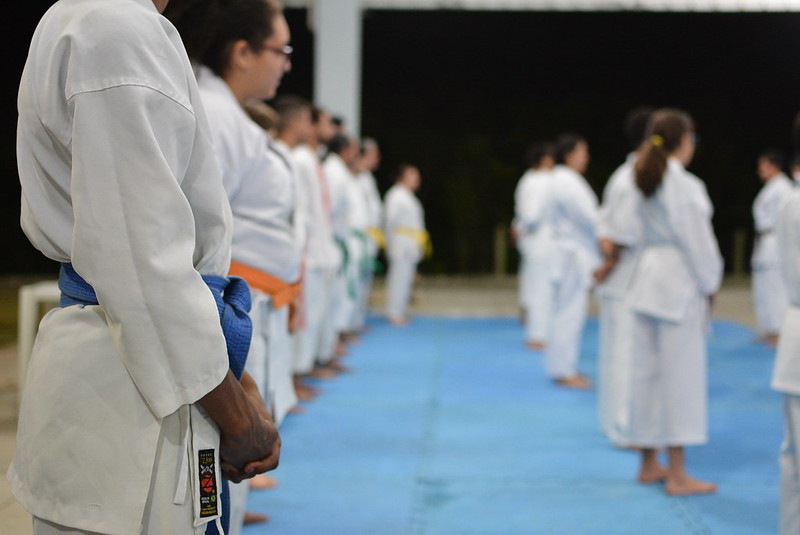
[395,227,433,258]
[366,227,386,250]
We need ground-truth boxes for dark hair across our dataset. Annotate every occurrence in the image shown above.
[524,142,555,169]
[311,105,327,125]
[634,108,695,198]
[554,133,586,165]
[272,94,311,133]
[792,153,800,170]
[327,134,352,156]
[164,0,283,77]
[393,163,418,183]
[759,148,786,171]
[623,106,656,151]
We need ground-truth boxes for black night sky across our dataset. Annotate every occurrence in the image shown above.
[5,4,800,274]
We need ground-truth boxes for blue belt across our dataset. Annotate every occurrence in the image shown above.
[58,263,252,379]
[59,262,252,535]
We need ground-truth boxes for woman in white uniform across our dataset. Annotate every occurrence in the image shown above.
[513,143,555,350]
[165,0,298,530]
[773,185,800,535]
[595,106,653,447]
[626,108,723,496]
[544,134,600,389]
[11,1,280,533]
[384,164,429,325]
[751,149,793,347]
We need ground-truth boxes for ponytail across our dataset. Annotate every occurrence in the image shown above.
[634,108,694,198]
[634,138,668,197]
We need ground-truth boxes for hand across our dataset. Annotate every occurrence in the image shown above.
[198,371,281,481]
[240,371,271,422]
[220,419,281,483]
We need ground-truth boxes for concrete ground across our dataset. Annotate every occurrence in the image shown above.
[0,274,758,534]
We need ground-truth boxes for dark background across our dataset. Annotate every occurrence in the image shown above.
[6,4,800,275]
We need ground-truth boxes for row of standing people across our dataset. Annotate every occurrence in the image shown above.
[10,0,429,534]
[513,107,724,496]
[164,1,429,531]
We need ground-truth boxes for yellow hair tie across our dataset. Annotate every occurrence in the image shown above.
[651,135,664,147]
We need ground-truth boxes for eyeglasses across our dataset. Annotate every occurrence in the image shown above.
[262,44,293,61]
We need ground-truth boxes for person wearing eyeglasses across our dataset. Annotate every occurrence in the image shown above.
[164,0,298,532]
[625,108,722,496]
[11,0,281,534]
[751,149,793,348]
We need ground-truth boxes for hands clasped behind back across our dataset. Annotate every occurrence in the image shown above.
[199,370,281,484]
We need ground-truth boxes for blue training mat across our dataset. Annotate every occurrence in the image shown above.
[244,316,781,535]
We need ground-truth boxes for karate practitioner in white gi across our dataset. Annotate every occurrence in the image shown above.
[751,149,793,347]
[625,108,722,496]
[271,94,320,402]
[543,134,600,389]
[11,1,280,533]
[384,164,429,326]
[772,185,800,535]
[323,134,362,366]
[165,0,298,530]
[292,108,342,377]
[513,142,556,350]
[595,106,653,447]
[354,138,385,332]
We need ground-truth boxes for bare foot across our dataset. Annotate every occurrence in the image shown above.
[666,475,718,496]
[555,375,592,390]
[638,464,668,484]
[288,405,307,415]
[328,360,352,373]
[388,317,410,327]
[250,474,279,490]
[310,366,337,380]
[244,511,270,524]
[526,340,546,351]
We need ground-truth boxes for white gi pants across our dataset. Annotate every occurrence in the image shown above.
[628,297,709,447]
[269,304,298,427]
[543,258,588,378]
[781,394,800,535]
[597,294,634,447]
[521,252,552,344]
[33,412,200,534]
[753,265,789,335]
[386,257,416,320]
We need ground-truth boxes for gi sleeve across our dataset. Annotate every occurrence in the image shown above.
[671,184,724,296]
[68,84,229,419]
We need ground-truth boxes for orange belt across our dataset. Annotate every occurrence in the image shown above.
[229,260,301,310]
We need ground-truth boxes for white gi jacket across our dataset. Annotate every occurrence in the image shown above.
[292,144,340,271]
[10,1,231,533]
[752,174,794,270]
[357,170,384,256]
[197,66,300,283]
[597,155,643,299]
[384,184,427,263]
[773,190,800,395]
[627,159,723,322]
[548,165,601,286]
[514,168,555,263]
[323,153,355,245]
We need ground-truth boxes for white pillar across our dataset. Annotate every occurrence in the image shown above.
[313,0,362,137]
